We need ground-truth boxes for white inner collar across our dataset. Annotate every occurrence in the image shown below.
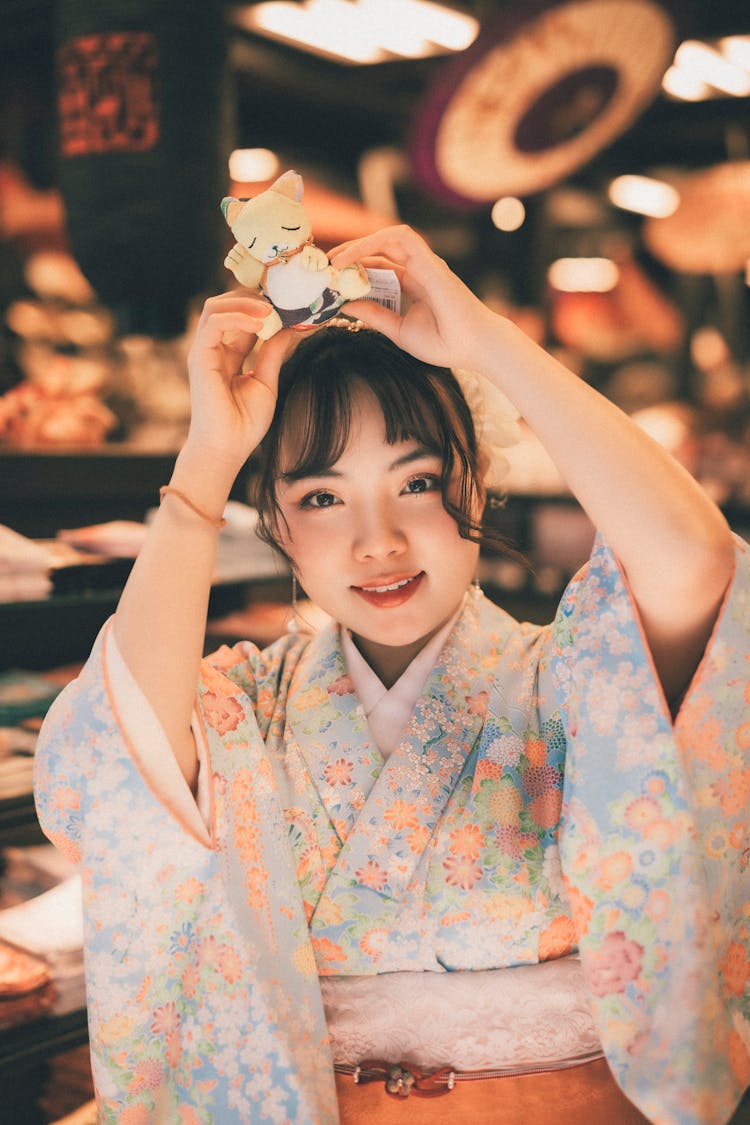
[340,596,466,758]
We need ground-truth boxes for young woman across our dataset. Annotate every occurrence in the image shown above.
[34,226,749,1125]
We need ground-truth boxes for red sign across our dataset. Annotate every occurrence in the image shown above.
[58,32,160,157]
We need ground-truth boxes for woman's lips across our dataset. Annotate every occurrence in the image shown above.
[352,572,424,608]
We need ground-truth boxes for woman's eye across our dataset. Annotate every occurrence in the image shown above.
[403,474,439,495]
[303,490,339,508]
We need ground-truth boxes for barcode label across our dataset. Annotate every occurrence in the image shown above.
[363,268,401,313]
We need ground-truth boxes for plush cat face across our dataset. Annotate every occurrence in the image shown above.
[221,171,313,263]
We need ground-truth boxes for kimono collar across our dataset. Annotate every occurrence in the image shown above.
[341,596,466,759]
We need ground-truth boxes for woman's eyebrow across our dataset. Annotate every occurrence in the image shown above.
[388,446,438,471]
[279,466,343,484]
[279,445,438,485]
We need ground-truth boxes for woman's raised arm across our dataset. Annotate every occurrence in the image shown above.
[113,294,294,789]
[333,226,735,707]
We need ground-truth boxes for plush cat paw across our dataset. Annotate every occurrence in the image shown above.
[299,245,329,272]
[224,245,263,289]
[335,263,370,300]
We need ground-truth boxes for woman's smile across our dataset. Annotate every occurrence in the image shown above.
[352,571,425,607]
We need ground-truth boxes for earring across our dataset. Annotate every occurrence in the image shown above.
[289,572,300,632]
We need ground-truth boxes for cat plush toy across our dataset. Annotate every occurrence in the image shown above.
[221,170,371,339]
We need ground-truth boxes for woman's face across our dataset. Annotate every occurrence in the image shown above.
[275,388,480,686]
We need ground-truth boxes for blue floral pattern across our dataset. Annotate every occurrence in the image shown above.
[33,537,750,1124]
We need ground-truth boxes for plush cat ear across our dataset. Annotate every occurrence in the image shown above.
[269,170,303,203]
[220,197,245,226]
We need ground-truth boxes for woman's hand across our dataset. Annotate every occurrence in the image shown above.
[183,291,297,476]
[336,225,735,709]
[114,293,301,789]
[330,225,496,373]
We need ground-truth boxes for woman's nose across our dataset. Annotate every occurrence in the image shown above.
[352,502,407,560]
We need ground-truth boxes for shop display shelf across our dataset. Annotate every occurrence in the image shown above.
[0,1005,88,1073]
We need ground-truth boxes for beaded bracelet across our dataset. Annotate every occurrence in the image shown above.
[159,486,227,529]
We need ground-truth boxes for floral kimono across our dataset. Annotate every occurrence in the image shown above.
[33,537,750,1125]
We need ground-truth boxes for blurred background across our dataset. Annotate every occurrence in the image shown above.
[3,7,750,1120]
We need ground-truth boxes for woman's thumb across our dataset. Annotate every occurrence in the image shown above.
[252,328,299,392]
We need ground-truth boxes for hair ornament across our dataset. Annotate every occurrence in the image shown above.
[324,315,367,332]
[452,367,521,489]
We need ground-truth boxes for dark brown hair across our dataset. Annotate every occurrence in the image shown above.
[253,326,507,557]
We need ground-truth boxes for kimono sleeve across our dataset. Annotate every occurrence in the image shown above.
[550,534,750,1125]
[197,629,307,746]
[33,622,310,856]
[33,621,115,862]
[33,622,339,1124]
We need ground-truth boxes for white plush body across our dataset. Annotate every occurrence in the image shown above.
[264,253,334,312]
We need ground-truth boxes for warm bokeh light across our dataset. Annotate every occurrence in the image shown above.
[357,0,430,59]
[491,197,526,231]
[690,326,731,371]
[662,64,712,101]
[548,258,620,293]
[251,1,385,63]
[398,0,479,51]
[241,0,478,64]
[608,175,680,218]
[228,148,280,183]
[673,40,750,97]
[720,35,750,71]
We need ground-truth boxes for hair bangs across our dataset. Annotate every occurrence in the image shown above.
[367,368,444,456]
[254,325,513,559]
[277,369,355,482]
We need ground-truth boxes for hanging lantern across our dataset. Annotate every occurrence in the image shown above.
[55,0,229,335]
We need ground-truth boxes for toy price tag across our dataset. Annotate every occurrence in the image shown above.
[363,269,401,314]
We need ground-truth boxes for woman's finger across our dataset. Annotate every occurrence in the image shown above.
[195,310,266,350]
[251,328,301,393]
[196,291,272,330]
[340,299,403,342]
[330,225,429,270]
[344,254,403,275]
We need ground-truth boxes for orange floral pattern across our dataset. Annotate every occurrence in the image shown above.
[200,691,243,736]
[538,914,576,960]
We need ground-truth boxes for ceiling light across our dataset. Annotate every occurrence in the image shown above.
[673,39,750,97]
[548,258,620,293]
[608,174,680,218]
[357,0,431,58]
[491,197,526,231]
[720,36,750,72]
[233,0,479,64]
[395,0,478,52]
[661,64,712,102]
[248,1,386,64]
